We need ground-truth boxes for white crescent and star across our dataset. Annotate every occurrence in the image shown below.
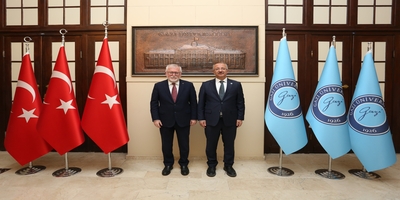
[18,108,38,122]
[56,99,76,114]
[51,70,72,93]
[46,70,76,114]
[16,80,36,103]
[101,94,120,109]
[94,66,116,88]
[15,80,38,122]
[87,66,118,108]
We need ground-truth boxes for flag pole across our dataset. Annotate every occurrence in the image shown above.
[332,36,336,48]
[94,22,124,177]
[312,36,345,180]
[96,152,124,177]
[52,153,81,177]
[347,42,381,180]
[266,28,294,177]
[103,21,108,38]
[47,29,82,177]
[14,37,46,175]
[267,148,294,176]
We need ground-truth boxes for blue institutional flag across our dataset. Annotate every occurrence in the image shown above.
[265,36,308,155]
[348,50,396,172]
[306,45,351,159]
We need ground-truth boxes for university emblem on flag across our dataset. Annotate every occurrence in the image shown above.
[268,79,302,119]
[310,85,347,125]
[348,94,389,136]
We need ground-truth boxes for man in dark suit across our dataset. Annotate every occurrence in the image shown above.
[150,64,197,176]
[198,62,245,177]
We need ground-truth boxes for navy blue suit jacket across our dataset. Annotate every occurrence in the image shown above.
[150,79,197,128]
[198,78,245,126]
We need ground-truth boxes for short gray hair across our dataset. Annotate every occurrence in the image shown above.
[165,64,182,72]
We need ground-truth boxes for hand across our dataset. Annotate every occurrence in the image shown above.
[190,120,197,126]
[153,120,162,128]
[199,120,206,128]
[236,120,243,127]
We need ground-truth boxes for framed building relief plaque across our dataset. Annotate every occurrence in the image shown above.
[132,26,258,76]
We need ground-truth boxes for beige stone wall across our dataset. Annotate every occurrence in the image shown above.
[126,0,266,158]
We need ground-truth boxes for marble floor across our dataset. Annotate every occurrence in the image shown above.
[0,152,399,200]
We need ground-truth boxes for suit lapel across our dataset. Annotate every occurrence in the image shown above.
[212,79,219,98]
[163,80,174,102]
[176,80,183,101]
[224,79,233,98]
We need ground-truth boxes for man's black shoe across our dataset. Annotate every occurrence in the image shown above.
[206,166,216,177]
[223,166,237,177]
[181,166,189,176]
[162,166,173,176]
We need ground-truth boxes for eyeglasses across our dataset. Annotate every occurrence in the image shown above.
[167,71,181,75]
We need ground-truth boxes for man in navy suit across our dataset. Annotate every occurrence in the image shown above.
[198,62,245,177]
[150,64,197,176]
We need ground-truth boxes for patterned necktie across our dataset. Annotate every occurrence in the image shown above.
[219,80,225,100]
[172,83,177,102]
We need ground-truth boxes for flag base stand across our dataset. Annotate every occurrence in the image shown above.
[348,168,380,180]
[96,153,124,177]
[15,162,46,175]
[96,167,123,177]
[315,156,345,180]
[52,167,81,177]
[268,167,294,176]
[52,153,81,177]
[315,169,345,179]
[267,148,294,176]
[0,168,11,174]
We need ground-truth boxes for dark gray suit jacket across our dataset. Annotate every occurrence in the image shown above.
[150,79,197,127]
[198,78,245,126]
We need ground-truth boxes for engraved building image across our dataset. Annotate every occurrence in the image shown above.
[144,38,246,70]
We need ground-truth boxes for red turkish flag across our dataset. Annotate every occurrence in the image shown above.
[37,45,84,155]
[5,53,52,165]
[82,38,129,153]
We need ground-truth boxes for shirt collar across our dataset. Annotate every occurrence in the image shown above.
[169,80,179,86]
[215,78,227,83]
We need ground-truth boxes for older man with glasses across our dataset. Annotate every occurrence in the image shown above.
[150,64,198,176]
